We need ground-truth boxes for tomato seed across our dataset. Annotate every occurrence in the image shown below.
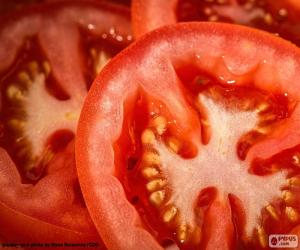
[292,154,300,167]
[141,129,155,145]
[208,14,219,22]
[255,125,272,135]
[149,190,165,206]
[163,206,178,223]
[6,85,24,101]
[282,190,294,204]
[264,13,273,25]
[7,119,25,130]
[265,204,279,220]
[142,167,159,178]
[42,61,51,76]
[18,71,32,85]
[285,206,299,222]
[204,7,213,16]
[256,102,270,113]
[278,8,288,17]
[166,137,181,153]
[90,48,111,75]
[257,226,267,248]
[146,179,166,192]
[28,61,39,76]
[288,177,300,186]
[142,151,161,166]
[150,116,167,135]
[177,224,188,243]
[65,112,79,121]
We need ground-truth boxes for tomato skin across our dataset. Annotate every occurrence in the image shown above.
[76,22,300,249]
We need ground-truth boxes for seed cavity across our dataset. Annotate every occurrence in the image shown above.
[4,60,81,178]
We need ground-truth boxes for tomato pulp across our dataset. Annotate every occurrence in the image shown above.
[0,0,131,244]
[132,0,300,46]
[76,23,300,250]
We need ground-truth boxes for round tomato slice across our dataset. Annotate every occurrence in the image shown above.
[0,0,131,244]
[132,0,300,46]
[76,23,300,249]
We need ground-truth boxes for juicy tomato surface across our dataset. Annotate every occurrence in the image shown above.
[76,23,300,250]
[0,0,131,245]
[132,0,300,46]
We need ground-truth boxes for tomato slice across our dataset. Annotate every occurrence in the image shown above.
[0,0,131,243]
[132,0,300,46]
[76,23,300,249]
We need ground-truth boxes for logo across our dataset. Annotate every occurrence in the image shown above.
[269,234,298,248]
